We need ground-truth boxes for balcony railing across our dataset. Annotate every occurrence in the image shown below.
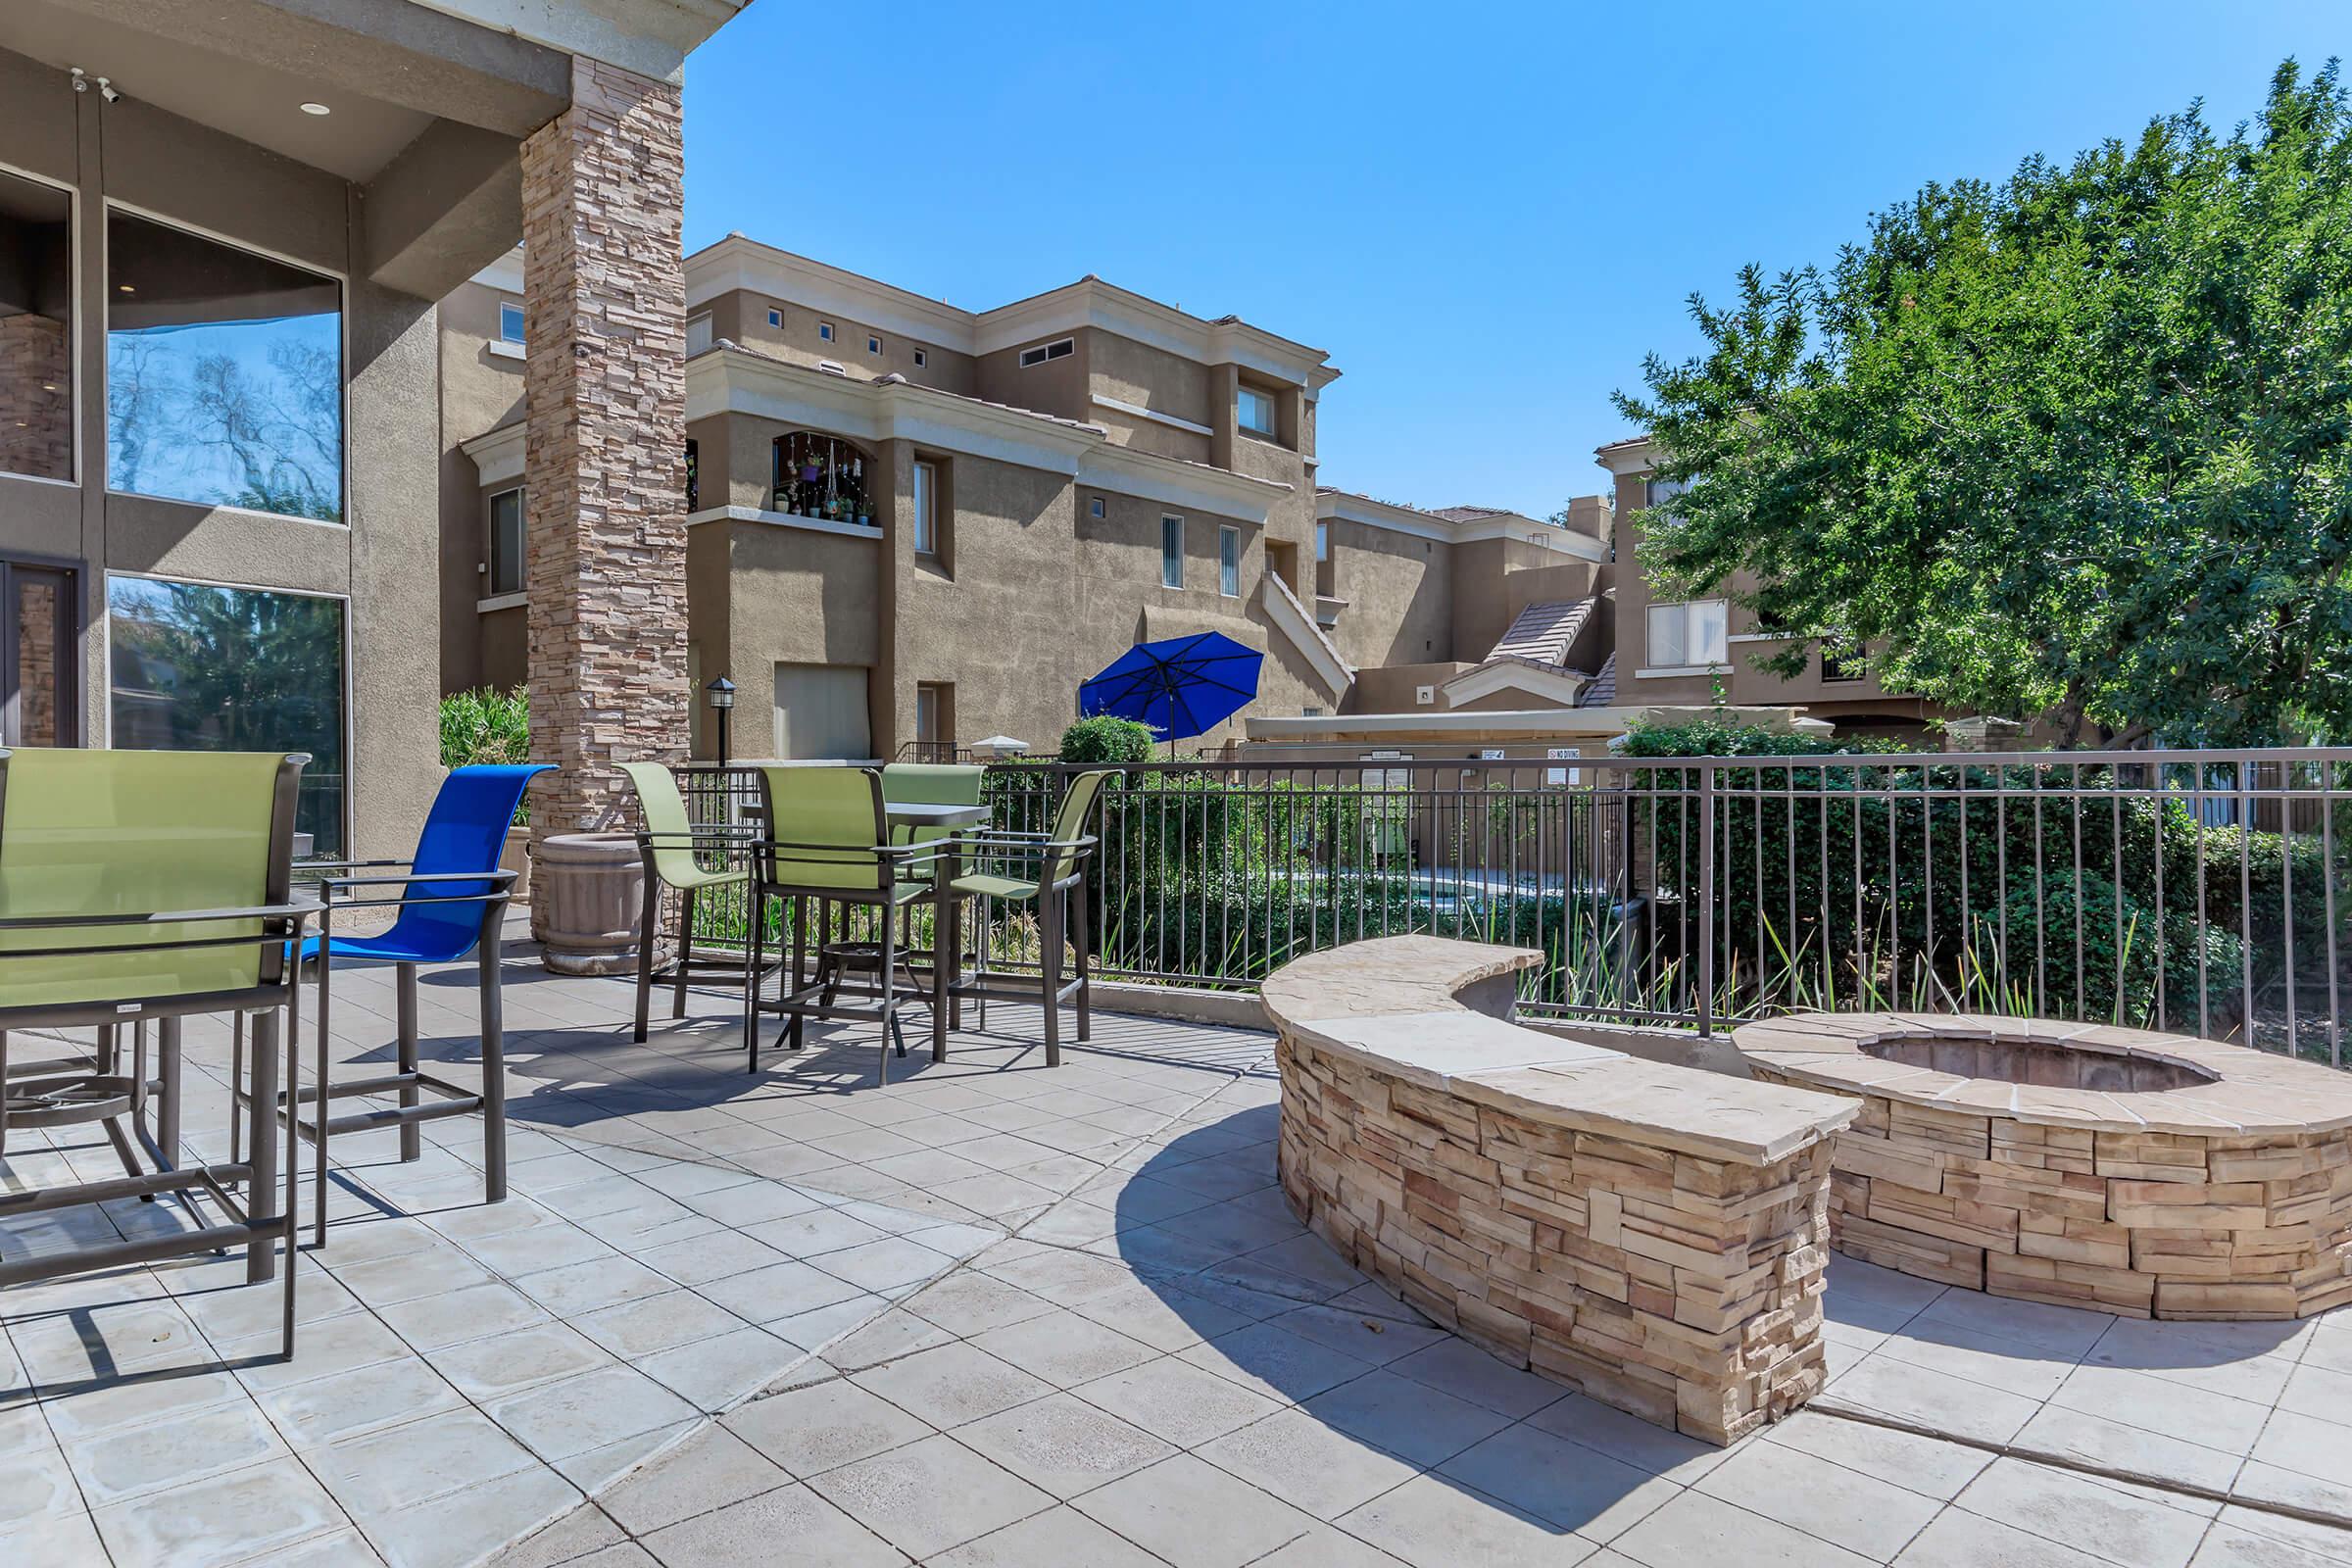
[666,749,2352,1063]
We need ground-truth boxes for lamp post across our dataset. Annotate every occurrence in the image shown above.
[705,676,736,768]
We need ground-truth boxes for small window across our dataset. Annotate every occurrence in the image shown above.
[1160,515,1184,589]
[912,460,939,557]
[818,321,835,342]
[686,313,712,357]
[498,300,524,344]
[1219,526,1241,598]
[767,307,783,328]
[1019,337,1074,368]
[1315,520,1329,562]
[914,681,952,752]
[867,335,883,356]
[1238,385,1277,437]
[1089,496,1106,520]
[913,348,927,368]
[487,486,525,597]
[1646,599,1728,667]
[1646,475,1691,510]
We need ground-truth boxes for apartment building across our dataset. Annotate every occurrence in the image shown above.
[441,236,1624,759]
[1592,435,1937,740]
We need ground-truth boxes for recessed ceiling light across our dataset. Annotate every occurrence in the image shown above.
[300,102,331,116]
[117,283,134,293]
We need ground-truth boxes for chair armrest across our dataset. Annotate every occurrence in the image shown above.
[298,858,411,873]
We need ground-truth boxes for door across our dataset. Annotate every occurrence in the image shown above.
[772,662,871,760]
[2,562,77,747]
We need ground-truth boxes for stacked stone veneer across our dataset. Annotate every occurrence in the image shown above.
[1734,1014,2352,1320]
[0,313,71,481]
[1264,938,1855,1446]
[520,55,690,855]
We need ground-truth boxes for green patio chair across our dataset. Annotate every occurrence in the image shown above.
[949,768,1112,1066]
[0,746,310,1352]
[622,761,753,1043]
[743,766,943,1083]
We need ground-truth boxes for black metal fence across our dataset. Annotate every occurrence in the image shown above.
[666,750,2352,1061]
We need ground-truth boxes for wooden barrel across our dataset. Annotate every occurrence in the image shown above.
[531,832,643,975]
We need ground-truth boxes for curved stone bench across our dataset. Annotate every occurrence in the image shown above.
[1261,936,1857,1446]
[1733,1012,2352,1319]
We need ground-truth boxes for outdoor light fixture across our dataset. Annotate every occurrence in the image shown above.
[705,675,736,768]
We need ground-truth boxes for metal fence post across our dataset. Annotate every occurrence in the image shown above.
[1697,760,1717,1039]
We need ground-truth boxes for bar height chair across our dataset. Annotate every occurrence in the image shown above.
[743,766,944,1083]
[949,768,1113,1064]
[0,747,312,1353]
[622,761,753,1042]
[285,762,549,1246]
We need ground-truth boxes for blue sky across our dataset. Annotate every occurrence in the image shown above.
[682,1,2344,519]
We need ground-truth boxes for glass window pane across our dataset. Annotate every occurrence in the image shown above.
[0,172,75,482]
[1647,603,1686,666]
[1692,601,1728,664]
[499,300,524,343]
[108,576,345,856]
[1219,527,1240,597]
[14,569,67,747]
[1160,515,1182,588]
[106,211,342,522]
[913,462,935,554]
[488,488,523,596]
[1315,521,1328,562]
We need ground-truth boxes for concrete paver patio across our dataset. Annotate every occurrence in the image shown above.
[6,922,2352,1567]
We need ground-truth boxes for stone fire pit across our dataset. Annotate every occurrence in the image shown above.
[1262,937,1856,1445]
[1731,1013,2352,1320]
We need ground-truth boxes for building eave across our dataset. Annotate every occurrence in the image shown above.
[399,0,752,83]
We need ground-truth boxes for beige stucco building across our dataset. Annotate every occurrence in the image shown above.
[441,237,1628,760]
[1592,435,1939,741]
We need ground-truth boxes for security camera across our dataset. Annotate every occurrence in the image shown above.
[98,77,121,103]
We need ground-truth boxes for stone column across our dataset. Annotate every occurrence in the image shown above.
[519,56,689,886]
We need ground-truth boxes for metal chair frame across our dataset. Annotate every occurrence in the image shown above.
[0,748,312,1357]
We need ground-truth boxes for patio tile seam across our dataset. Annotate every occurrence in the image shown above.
[1805,1399,2336,1536]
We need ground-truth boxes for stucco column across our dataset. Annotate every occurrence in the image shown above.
[518,57,688,877]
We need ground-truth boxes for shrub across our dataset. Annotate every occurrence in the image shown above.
[1059,715,1154,765]
[440,686,531,824]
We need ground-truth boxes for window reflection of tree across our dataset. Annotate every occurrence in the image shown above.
[108,579,346,855]
[105,212,343,523]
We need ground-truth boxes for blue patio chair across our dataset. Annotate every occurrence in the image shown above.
[283,762,550,1246]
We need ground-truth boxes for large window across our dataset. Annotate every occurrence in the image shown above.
[108,575,346,856]
[106,210,343,522]
[1219,525,1241,597]
[1646,599,1728,667]
[1238,385,1277,438]
[487,487,524,597]
[1160,515,1184,588]
[0,171,74,483]
[1645,475,1691,510]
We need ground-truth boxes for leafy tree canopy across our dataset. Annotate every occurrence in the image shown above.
[1616,59,2352,748]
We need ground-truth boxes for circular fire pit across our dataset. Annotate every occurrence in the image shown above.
[1730,1014,2352,1320]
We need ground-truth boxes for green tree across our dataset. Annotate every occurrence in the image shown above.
[1617,59,2352,748]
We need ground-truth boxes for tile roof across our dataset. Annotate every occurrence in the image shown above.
[1489,598,1596,665]
[1578,651,1618,707]
[1431,505,1513,522]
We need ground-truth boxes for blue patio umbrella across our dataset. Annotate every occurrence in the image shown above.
[1079,632,1263,742]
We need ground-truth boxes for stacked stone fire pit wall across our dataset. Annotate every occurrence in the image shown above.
[1261,937,1857,1446]
[1732,1013,2352,1320]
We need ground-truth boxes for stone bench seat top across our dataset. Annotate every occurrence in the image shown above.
[1732,1012,2352,1137]
[1259,936,1856,1165]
